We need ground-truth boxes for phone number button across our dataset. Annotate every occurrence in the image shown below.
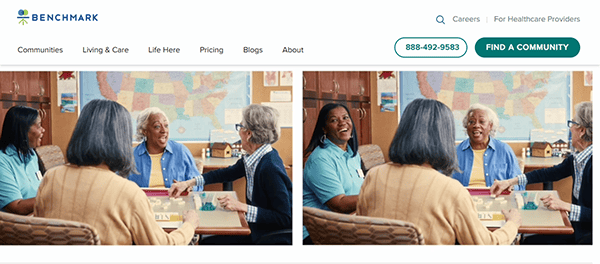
[394,37,468,58]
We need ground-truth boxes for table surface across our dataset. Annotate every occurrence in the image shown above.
[143,189,250,236]
[523,156,565,167]
[472,190,573,235]
[199,157,240,169]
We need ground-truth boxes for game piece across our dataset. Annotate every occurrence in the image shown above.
[495,197,505,201]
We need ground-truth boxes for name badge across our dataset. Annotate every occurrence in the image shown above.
[357,169,365,179]
[35,171,43,181]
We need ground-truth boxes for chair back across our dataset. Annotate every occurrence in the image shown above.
[0,211,101,245]
[303,206,424,245]
[357,144,385,174]
[34,145,66,174]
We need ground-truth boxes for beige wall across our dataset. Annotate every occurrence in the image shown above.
[50,71,293,201]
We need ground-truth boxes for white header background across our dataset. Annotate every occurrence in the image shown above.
[0,0,598,263]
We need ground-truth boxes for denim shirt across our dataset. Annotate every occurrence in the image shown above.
[452,137,524,190]
[128,140,202,191]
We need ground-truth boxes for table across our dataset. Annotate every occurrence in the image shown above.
[196,157,240,191]
[523,157,564,190]
[143,189,251,236]
[470,189,573,235]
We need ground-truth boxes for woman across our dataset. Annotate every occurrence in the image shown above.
[128,107,201,191]
[492,101,592,244]
[357,98,521,245]
[452,103,524,190]
[34,99,199,245]
[169,104,292,245]
[302,103,363,244]
[0,106,45,215]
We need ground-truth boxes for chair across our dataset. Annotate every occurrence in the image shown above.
[34,145,66,174]
[194,157,204,174]
[357,144,386,174]
[0,211,101,245]
[303,206,424,245]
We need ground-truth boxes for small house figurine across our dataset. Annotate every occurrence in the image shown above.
[531,142,552,158]
[211,142,232,158]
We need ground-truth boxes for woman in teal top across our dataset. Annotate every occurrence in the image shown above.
[303,103,363,244]
[0,106,45,215]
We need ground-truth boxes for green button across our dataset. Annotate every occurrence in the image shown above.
[475,38,579,57]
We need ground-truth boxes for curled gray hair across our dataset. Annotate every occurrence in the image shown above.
[462,103,500,137]
[242,104,280,145]
[575,101,592,142]
[135,107,169,141]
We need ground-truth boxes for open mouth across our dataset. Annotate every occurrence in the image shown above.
[338,128,349,133]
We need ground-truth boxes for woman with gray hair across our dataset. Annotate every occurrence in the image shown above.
[128,107,201,191]
[357,99,521,244]
[169,104,292,245]
[452,103,524,190]
[34,100,199,245]
[492,101,592,244]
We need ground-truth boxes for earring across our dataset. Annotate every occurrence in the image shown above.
[320,135,327,144]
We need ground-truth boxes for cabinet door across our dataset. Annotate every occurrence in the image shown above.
[303,72,318,99]
[13,72,29,102]
[359,102,371,145]
[318,72,336,100]
[28,72,51,102]
[358,72,370,101]
[333,72,348,101]
[303,98,319,155]
[0,101,17,131]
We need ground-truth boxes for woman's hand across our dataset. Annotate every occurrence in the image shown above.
[541,194,571,211]
[217,194,248,213]
[182,210,200,228]
[490,179,516,196]
[169,179,193,198]
[501,208,522,227]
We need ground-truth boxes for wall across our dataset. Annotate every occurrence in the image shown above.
[50,71,293,202]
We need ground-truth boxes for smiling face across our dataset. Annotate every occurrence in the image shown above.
[144,113,169,153]
[28,116,44,148]
[323,106,353,150]
[466,109,492,150]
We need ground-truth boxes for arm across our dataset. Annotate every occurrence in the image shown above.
[182,146,202,191]
[504,146,525,191]
[250,159,292,228]
[304,155,359,213]
[3,198,35,215]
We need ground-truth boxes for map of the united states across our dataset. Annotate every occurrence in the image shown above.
[80,71,250,141]
[401,71,569,141]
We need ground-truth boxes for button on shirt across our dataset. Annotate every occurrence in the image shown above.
[452,138,524,190]
[129,140,202,191]
[302,138,363,239]
[0,145,41,210]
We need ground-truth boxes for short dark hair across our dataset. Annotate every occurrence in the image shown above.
[304,103,358,158]
[66,99,136,176]
[0,105,40,162]
[389,98,459,176]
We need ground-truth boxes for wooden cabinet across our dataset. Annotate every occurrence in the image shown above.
[303,71,372,154]
[0,72,52,145]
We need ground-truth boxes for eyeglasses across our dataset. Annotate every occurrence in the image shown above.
[235,123,245,131]
[567,120,580,128]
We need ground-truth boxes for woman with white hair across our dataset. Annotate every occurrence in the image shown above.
[452,103,524,190]
[169,104,292,245]
[492,101,592,244]
[128,107,201,191]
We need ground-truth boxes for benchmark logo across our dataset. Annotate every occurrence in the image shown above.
[17,9,99,25]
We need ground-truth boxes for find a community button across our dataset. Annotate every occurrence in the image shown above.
[475,38,579,57]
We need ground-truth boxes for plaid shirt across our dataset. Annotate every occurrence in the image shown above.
[193,144,273,223]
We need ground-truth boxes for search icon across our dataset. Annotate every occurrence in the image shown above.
[436,15,445,24]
